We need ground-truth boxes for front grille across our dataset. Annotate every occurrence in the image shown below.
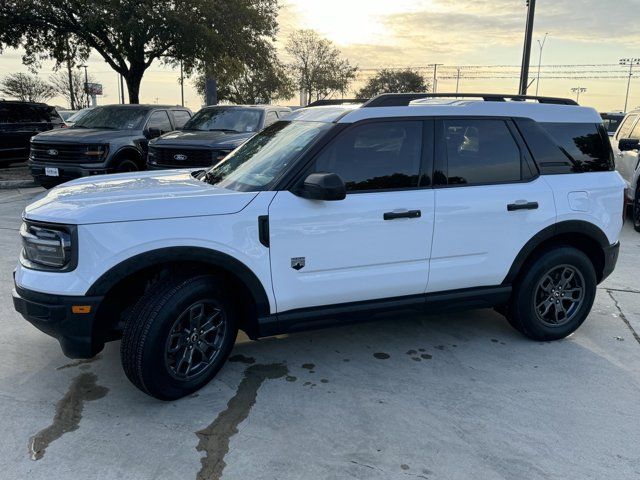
[151,146,217,168]
[31,142,96,163]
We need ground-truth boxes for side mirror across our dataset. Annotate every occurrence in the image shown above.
[618,138,640,152]
[297,172,346,201]
[146,127,162,139]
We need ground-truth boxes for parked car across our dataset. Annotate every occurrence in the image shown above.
[28,104,192,188]
[147,105,291,170]
[0,100,64,166]
[610,109,640,231]
[600,112,625,137]
[63,107,95,127]
[13,93,624,400]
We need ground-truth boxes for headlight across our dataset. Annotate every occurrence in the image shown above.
[20,222,75,270]
[84,144,109,161]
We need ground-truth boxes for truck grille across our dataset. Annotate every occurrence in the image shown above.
[30,142,94,163]
[150,146,219,168]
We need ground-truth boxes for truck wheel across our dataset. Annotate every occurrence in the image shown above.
[507,246,596,341]
[633,186,640,233]
[115,158,139,172]
[121,275,237,400]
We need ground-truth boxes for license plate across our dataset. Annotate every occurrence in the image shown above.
[45,167,59,177]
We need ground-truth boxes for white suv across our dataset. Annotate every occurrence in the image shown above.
[13,94,625,400]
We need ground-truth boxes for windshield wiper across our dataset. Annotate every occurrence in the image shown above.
[208,128,240,133]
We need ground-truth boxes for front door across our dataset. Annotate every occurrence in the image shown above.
[612,113,640,185]
[268,120,435,313]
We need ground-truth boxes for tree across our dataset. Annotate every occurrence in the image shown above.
[195,51,294,105]
[286,30,358,105]
[49,70,97,109]
[0,0,279,104]
[356,69,430,100]
[0,73,55,102]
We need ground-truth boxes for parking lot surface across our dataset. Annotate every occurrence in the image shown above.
[1,187,639,480]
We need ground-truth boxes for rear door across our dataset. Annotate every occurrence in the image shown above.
[428,117,556,293]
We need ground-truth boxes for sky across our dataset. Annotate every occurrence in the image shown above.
[1,0,640,112]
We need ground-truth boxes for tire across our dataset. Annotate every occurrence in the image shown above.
[115,158,140,172]
[633,186,640,233]
[507,246,596,341]
[121,275,238,400]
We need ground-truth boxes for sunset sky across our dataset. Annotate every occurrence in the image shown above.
[1,0,639,111]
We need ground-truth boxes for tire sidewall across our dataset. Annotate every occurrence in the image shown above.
[513,247,596,340]
[139,277,237,399]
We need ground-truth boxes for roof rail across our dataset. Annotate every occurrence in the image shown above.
[306,99,365,107]
[362,93,579,108]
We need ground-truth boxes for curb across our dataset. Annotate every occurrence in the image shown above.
[0,180,38,189]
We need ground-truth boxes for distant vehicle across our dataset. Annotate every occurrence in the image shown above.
[57,110,77,122]
[64,107,94,127]
[148,105,291,170]
[601,112,625,137]
[28,104,192,188]
[610,109,640,231]
[0,100,64,166]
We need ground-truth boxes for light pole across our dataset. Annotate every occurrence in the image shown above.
[620,58,640,113]
[429,63,443,93]
[571,87,587,103]
[535,32,548,96]
[455,68,461,95]
[519,0,536,95]
[79,64,89,107]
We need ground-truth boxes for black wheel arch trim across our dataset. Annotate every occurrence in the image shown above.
[108,145,144,167]
[85,247,271,317]
[502,220,610,285]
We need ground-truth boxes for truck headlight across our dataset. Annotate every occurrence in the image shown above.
[20,222,75,270]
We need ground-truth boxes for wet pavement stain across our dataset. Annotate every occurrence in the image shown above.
[320,378,329,383]
[285,375,297,382]
[55,354,102,370]
[401,464,410,470]
[228,354,256,364]
[406,349,418,355]
[373,352,390,360]
[28,372,108,460]
[301,363,315,370]
[421,354,433,360]
[195,363,287,480]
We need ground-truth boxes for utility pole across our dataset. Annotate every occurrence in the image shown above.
[120,74,125,104]
[519,0,536,95]
[535,32,548,96]
[429,63,443,93]
[455,68,461,95]
[79,64,89,108]
[571,87,587,103]
[179,59,185,107]
[620,58,640,113]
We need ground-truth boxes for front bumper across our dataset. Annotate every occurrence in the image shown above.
[601,242,620,282]
[13,284,104,358]
[28,160,110,185]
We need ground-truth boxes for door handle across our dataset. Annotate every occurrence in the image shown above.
[507,201,539,211]
[383,210,421,220]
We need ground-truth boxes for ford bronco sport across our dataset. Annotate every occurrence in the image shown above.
[13,93,624,400]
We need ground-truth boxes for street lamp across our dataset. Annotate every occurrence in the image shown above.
[535,32,548,96]
[79,64,89,107]
[620,58,640,113]
[571,87,587,103]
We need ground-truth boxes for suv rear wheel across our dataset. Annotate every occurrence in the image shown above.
[506,246,596,341]
[120,275,237,400]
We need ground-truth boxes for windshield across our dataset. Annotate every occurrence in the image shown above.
[73,107,149,130]
[602,117,623,134]
[66,108,92,123]
[185,107,262,133]
[203,120,332,191]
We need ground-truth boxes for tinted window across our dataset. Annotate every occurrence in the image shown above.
[172,110,191,129]
[264,111,279,127]
[312,121,424,191]
[147,111,172,133]
[443,119,521,185]
[630,119,640,139]
[541,123,613,172]
[185,107,262,133]
[601,116,623,134]
[0,103,60,124]
[616,114,638,140]
[74,107,149,130]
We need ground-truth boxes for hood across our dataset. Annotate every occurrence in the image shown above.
[152,129,253,148]
[24,170,258,225]
[32,127,140,143]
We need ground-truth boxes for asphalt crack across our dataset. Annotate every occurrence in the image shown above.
[28,372,108,460]
[607,289,640,345]
[195,363,288,480]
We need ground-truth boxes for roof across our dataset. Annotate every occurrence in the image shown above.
[198,104,291,110]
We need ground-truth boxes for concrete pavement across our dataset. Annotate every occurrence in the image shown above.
[1,187,639,480]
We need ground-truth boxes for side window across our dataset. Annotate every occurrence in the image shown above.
[311,121,425,192]
[264,111,279,127]
[147,110,172,133]
[616,114,638,140]
[172,110,191,129]
[541,123,614,172]
[442,119,522,185]
[629,119,640,140]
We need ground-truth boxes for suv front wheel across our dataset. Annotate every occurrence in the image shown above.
[121,275,237,400]
[506,246,596,341]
